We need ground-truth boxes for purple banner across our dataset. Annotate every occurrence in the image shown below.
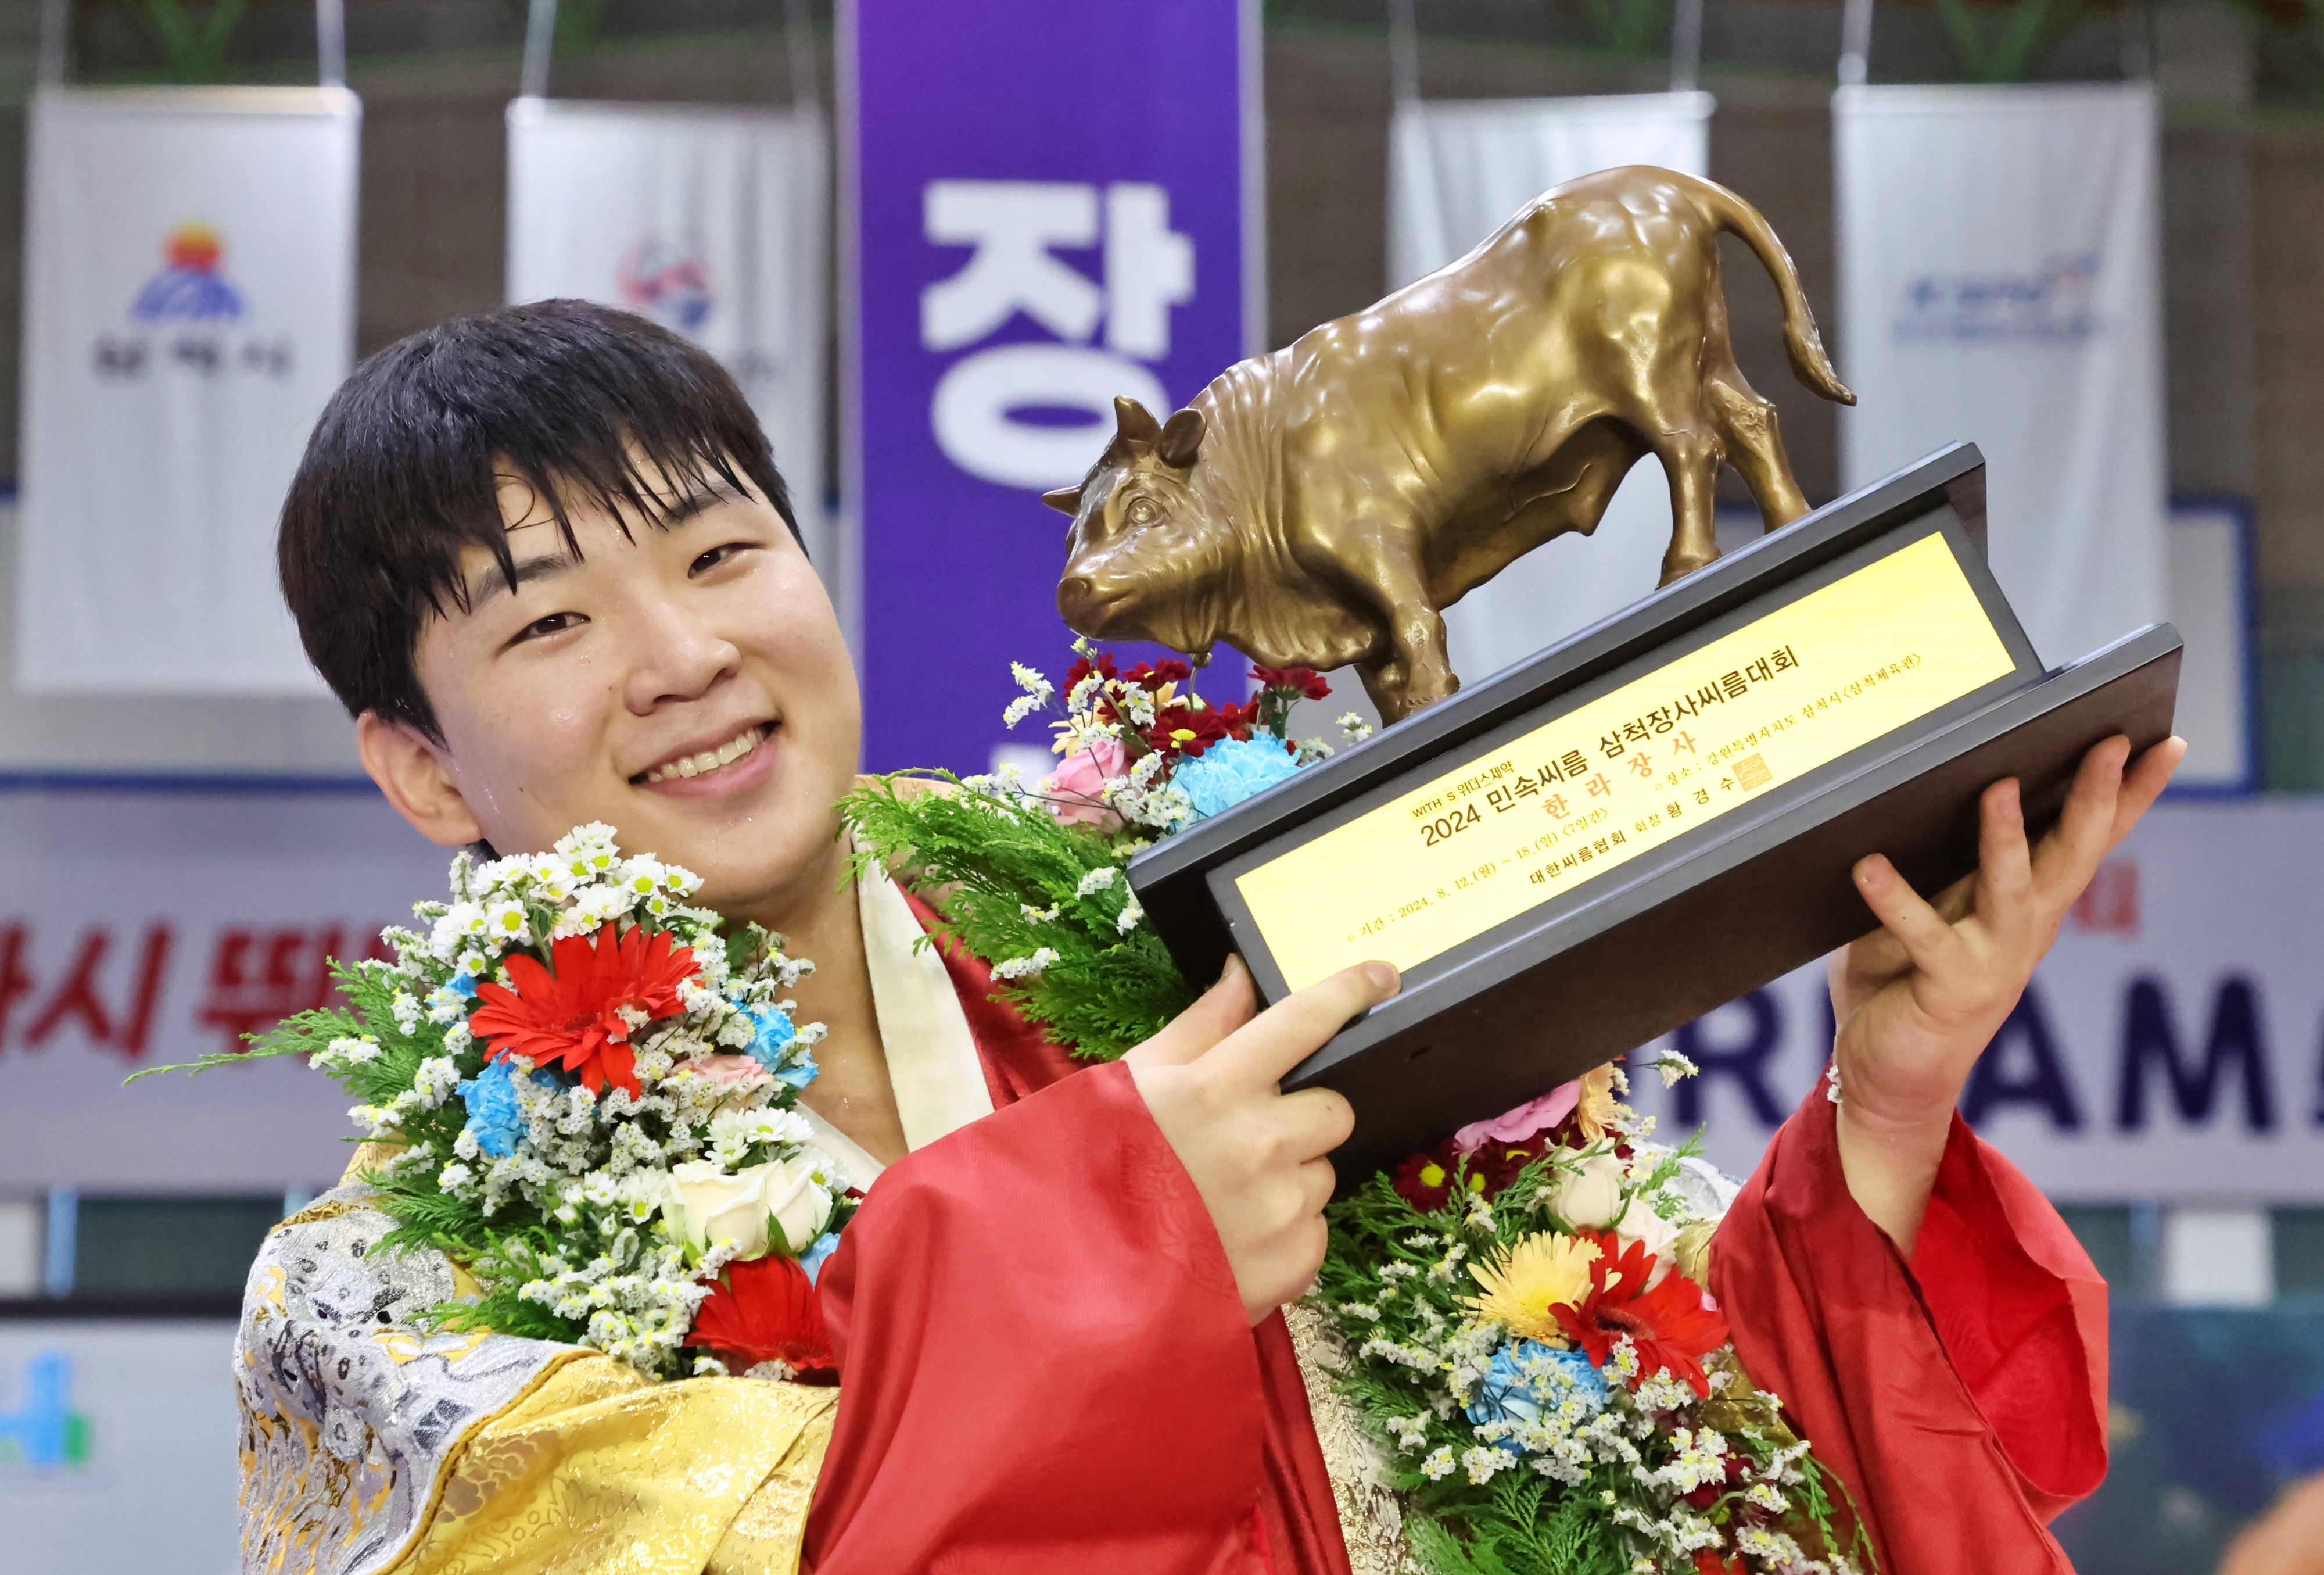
[845,0,1260,774]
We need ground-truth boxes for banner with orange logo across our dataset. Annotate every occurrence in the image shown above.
[15,87,360,695]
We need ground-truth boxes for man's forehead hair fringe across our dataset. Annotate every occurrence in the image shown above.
[436,438,762,617]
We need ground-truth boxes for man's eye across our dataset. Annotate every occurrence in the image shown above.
[511,611,583,645]
[691,542,756,575]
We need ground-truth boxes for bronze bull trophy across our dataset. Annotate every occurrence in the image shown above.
[1048,166,1856,724]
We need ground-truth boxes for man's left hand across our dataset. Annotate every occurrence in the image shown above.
[1831,732,2185,1251]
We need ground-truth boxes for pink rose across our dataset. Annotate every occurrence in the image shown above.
[690,1054,773,1107]
[1451,1080,1580,1155]
[1041,737,1127,828]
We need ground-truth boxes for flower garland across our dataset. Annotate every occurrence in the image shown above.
[846,647,1878,1575]
[137,823,848,1382]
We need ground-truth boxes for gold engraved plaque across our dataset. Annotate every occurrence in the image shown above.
[1235,532,2015,990]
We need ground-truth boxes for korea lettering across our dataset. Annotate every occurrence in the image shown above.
[1235,533,2018,990]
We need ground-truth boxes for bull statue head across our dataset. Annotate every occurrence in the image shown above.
[1050,396,1224,660]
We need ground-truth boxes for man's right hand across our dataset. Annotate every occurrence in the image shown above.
[1124,955,1398,1324]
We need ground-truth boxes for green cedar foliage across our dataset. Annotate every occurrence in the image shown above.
[842,771,1195,1059]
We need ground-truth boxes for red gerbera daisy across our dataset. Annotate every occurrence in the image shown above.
[689,1254,837,1382]
[1251,664,1331,701]
[1551,1230,1731,1397]
[467,921,695,1097]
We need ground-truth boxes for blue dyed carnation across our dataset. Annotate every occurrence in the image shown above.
[447,971,479,998]
[797,1230,842,1285]
[748,1005,817,1089]
[456,1058,559,1159]
[1464,1341,1608,1430]
[1173,734,1302,820]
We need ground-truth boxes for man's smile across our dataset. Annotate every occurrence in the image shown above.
[634,721,774,786]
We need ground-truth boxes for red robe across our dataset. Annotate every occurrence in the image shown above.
[805,900,2108,1574]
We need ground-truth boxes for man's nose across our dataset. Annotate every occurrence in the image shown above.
[623,596,739,711]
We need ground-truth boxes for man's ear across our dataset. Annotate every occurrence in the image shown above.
[356,710,485,848]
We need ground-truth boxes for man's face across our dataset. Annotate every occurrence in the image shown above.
[396,469,860,915]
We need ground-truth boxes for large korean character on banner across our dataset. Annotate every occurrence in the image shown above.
[847,0,1263,774]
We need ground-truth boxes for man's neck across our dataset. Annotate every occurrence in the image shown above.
[736,835,910,1166]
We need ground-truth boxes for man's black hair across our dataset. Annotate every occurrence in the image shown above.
[278,299,800,740]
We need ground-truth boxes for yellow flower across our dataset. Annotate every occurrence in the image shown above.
[1574,1064,1632,1144]
[1463,1231,1601,1342]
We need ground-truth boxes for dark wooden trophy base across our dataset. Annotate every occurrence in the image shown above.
[1124,445,2182,1187]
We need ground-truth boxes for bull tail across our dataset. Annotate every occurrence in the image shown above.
[1680,174,1856,407]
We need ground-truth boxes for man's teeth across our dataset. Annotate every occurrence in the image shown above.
[644,727,765,784]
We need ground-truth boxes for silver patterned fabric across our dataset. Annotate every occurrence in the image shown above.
[234,1180,579,1575]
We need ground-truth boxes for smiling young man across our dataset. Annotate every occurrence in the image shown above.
[248,300,2178,1575]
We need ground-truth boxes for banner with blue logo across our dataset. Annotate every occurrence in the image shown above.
[16,87,359,695]
[507,99,830,567]
[845,0,1262,774]
[1834,83,2168,673]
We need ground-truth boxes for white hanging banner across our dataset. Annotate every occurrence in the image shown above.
[1834,83,2168,670]
[505,99,829,561]
[1386,92,1714,688]
[16,87,359,695]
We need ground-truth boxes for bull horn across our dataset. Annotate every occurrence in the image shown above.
[1157,407,1205,469]
[1041,485,1083,516]
[1113,396,1162,447]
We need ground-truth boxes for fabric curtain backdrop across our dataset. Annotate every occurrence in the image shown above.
[1386,91,1713,692]
[16,87,359,694]
[505,99,829,565]
[1834,83,2168,670]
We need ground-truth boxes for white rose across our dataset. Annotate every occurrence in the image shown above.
[661,1154,834,1262]
[1541,1151,1627,1230]
[1614,1195,1681,1286]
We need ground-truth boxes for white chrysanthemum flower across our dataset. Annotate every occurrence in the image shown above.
[1116,898,1143,933]
[1419,1447,1456,1481]
[1075,865,1118,896]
